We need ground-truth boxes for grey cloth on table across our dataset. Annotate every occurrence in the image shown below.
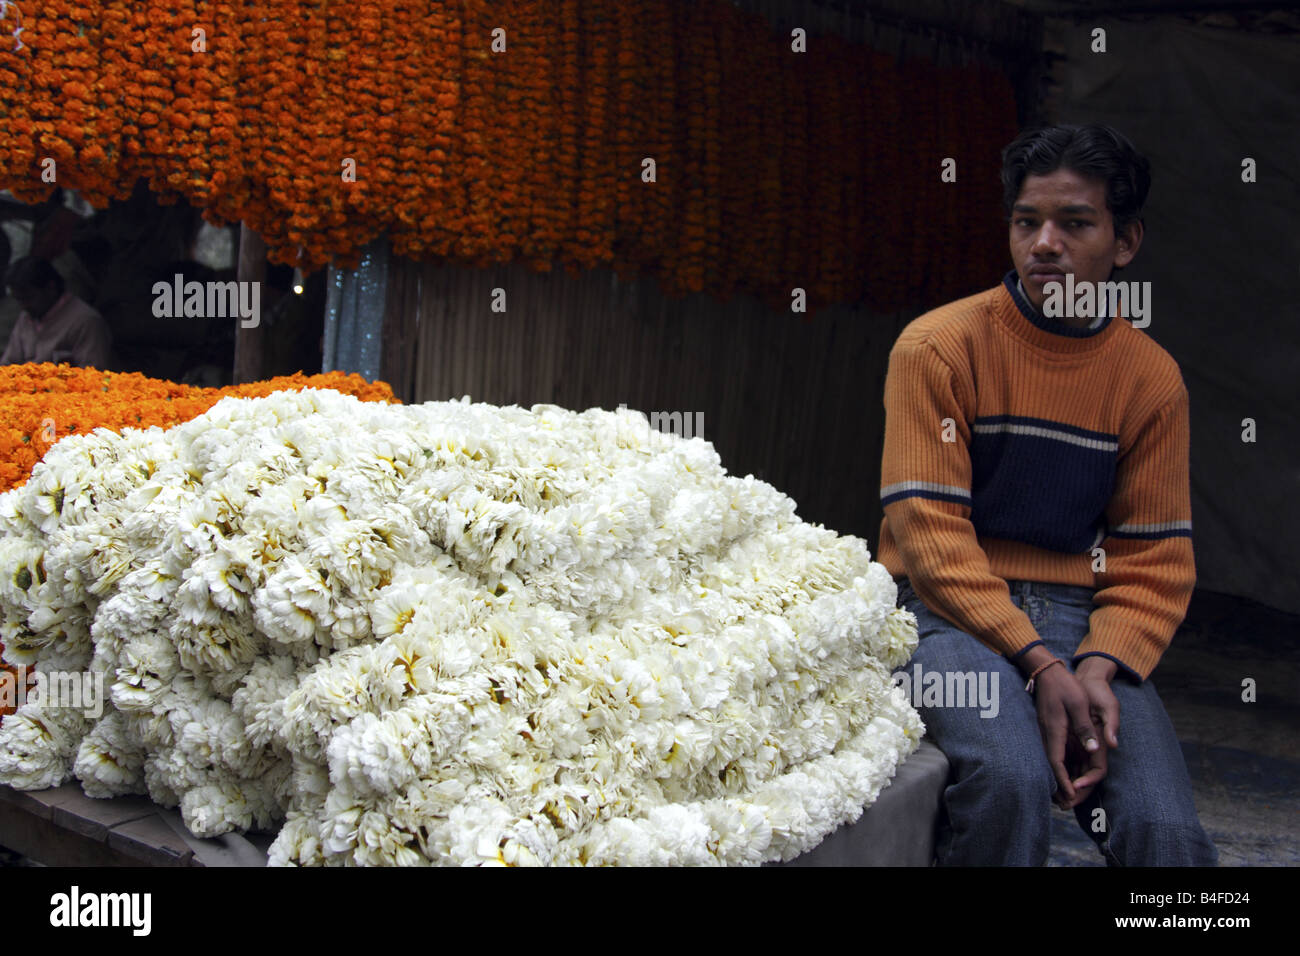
[158,808,270,867]
[781,738,949,866]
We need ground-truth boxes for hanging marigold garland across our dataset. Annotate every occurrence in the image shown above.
[553,0,581,278]
[0,0,1018,314]
[640,0,673,274]
[706,5,726,298]
[517,1,554,273]
[610,0,641,282]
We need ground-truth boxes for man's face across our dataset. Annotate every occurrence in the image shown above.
[10,281,61,321]
[1009,168,1142,327]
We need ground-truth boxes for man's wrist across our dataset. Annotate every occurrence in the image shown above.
[1013,644,1057,678]
[1075,655,1118,681]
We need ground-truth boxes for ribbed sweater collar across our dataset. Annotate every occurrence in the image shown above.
[996,269,1120,356]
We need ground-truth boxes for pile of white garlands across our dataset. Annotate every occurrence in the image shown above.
[0,389,921,865]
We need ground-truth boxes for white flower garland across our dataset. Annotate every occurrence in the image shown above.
[0,389,921,865]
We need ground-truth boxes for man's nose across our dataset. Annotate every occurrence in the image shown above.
[1031,223,1064,255]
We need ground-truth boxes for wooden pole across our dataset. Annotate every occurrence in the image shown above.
[232,223,266,384]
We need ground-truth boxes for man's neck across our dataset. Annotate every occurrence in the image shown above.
[1015,276,1106,330]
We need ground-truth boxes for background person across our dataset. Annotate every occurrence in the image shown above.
[1,256,114,368]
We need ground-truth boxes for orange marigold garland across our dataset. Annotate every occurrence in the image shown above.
[713,2,745,302]
[416,3,464,263]
[513,0,552,273]
[0,1,1019,316]
[700,3,723,299]
[0,6,33,185]
[637,0,672,273]
[486,1,526,266]
[203,0,243,229]
[553,0,581,278]
[579,0,615,273]
[609,0,639,282]
[457,1,492,268]
[387,0,432,262]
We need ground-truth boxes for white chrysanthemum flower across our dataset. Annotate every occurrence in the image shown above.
[180,780,254,837]
[111,630,180,713]
[174,696,254,776]
[74,707,146,798]
[169,611,264,676]
[125,707,175,751]
[353,809,425,867]
[141,748,201,809]
[23,466,74,536]
[442,795,518,866]
[252,555,329,646]
[0,391,923,866]
[267,811,325,867]
[12,607,93,672]
[0,702,92,789]
[230,655,297,748]
[327,708,432,799]
[0,538,44,610]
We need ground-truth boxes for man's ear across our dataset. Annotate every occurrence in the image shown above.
[1113,219,1143,268]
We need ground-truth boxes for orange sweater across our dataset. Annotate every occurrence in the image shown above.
[876,271,1195,681]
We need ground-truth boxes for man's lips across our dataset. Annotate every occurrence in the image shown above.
[1027,266,1066,283]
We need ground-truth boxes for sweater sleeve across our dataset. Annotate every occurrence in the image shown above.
[1074,387,1196,681]
[880,338,1044,660]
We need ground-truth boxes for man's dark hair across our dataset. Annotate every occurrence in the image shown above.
[1000,124,1151,238]
[5,256,66,295]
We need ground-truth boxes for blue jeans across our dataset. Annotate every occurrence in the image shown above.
[894,577,1218,866]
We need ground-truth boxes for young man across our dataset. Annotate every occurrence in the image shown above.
[877,124,1217,865]
[1,256,113,369]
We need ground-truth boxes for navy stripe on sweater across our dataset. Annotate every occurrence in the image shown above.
[881,414,1118,554]
[969,412,1116,552]
[882,404,1194,549]
[880,480,971,508]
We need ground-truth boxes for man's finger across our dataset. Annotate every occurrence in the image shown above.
[1070,706,1101,753]
[1068,730,1109,804]
[1094,695,1121,749]
[1072,766,1106,791]
[1060,782,1095,810]
[1097,710,1119,749]
[1043,716,1075,804]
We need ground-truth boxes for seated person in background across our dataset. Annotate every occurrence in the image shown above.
[0,228,14,349]
[1,256,113,369]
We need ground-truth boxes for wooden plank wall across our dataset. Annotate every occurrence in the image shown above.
[383,256,916,556]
